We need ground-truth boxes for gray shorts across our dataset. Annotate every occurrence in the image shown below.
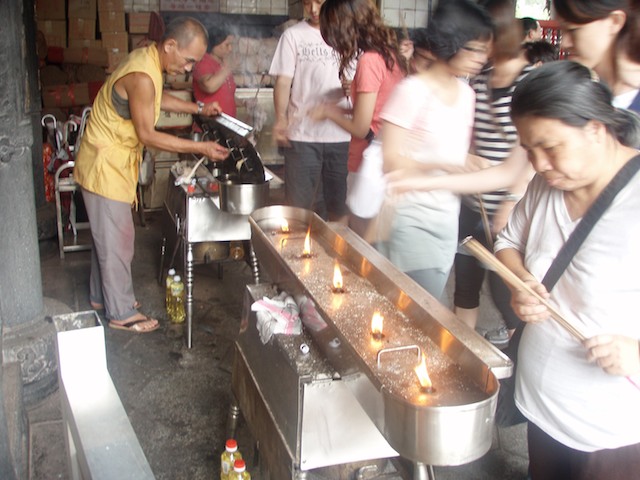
[283,141,349,219]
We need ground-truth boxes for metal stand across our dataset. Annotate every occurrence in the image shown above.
[413,463,436,480]
[158,231,260,349]
[55,161,91,259]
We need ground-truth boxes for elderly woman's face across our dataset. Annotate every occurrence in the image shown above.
[516,116,603,191]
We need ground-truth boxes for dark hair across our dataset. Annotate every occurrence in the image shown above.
[207,24,232,51]
[319,0,404,79]
[523,40,559,64]
[481,0,524,60]
[553,0,640,63]
[511,61,640,148]
[161,17,208,49]
[412,0,493,60]
[521,16,539,36]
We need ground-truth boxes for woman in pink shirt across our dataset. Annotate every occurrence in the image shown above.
[310,0,406,236]
[192,25,237,117]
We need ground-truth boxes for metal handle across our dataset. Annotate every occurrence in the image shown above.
[376,345,421,368]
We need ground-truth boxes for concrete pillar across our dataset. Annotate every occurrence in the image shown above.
[0,0,57,408]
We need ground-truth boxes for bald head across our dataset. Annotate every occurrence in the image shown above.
[161,17,208,49]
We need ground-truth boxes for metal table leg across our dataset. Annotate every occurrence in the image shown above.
[248,242,260,284]
[158,237,167,285]
[186,241,194,348]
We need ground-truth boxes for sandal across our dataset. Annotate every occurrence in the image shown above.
[109,315,159,334]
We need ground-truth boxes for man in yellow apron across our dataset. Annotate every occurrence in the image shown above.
[75,17,228,333]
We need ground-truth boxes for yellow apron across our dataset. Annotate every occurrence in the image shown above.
[74,44,163,204]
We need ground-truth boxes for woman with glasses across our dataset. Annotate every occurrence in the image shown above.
[378,0,494,301]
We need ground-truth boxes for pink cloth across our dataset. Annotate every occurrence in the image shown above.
[192,54,237,117]
[348,52,404,172]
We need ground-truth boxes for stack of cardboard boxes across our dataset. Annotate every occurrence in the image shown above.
[36,0,154,110]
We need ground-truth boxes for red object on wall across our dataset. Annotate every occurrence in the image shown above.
[42,143,55,202]
[539,20,568,58]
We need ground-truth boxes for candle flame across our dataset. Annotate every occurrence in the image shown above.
[303,228,311,256]
[333,262,343,290]
[414,355,433,390]
[281,219,290,233]
[371,311,383,335]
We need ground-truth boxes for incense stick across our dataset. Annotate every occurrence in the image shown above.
[461,236,640,392]
[461,236,586,340]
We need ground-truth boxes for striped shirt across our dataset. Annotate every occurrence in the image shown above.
[464,64,535,215]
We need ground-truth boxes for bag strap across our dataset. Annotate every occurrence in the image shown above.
[542,154,640,291]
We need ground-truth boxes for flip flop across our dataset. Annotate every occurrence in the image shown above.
[109,316,159,334]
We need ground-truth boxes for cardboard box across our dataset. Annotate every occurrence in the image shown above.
[36,0,66,20]
[47,47,110,67]
[99,0,126,10]
[69,39,103,49]
[129,34,150,50]
[99,10,126,32]
[127,12,151,33]
[156,90,193,128]
[42,82,104,108]
[68,17,97,41]
[68,0,97,18]
[132,0,151,11]
[36,0,67,20]
[106,50,128,73]
[37,20,67,48]
[102,32,129,53]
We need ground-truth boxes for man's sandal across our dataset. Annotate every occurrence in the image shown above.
[109,316,159,334]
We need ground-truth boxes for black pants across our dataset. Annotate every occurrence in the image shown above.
[528,422,640,480]
[454,204,521,330]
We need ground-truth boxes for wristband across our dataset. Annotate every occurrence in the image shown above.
[196,101,204,115]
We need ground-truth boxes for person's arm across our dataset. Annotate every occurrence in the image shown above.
[583,335,640,377]
[495,247,551,323]
[382,121,465,174]
[120,72,228,160]
[273,75,293,146]
[310,91,376,139]
[160,90,221,117]
[196,59,234,95]
[387,144,530,195]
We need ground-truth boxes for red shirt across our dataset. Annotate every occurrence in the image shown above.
[192,54,237,118]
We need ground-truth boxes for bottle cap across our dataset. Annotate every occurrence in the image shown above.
[168,268,176,275]
[173,275,181,282]
[233,459,246,472]
[225,439,238,452]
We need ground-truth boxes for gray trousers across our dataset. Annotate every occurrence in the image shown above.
[283,140,349,219]
[81,188,138,321]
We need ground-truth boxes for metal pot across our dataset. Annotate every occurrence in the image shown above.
[218,178,269,215]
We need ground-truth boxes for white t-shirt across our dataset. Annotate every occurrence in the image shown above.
[380,75,475,272]
[495,172,640,451]
[269,21,351,143]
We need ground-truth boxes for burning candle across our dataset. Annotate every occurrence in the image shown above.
[414,354,434,394]
[280,218,290,233]
[332,261,345,293]
[371,311,384,341]
[301,228,312,258]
